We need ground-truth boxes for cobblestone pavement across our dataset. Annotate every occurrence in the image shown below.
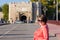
[0,23,58,40]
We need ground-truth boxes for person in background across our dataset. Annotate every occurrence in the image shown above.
[34,14,49,40]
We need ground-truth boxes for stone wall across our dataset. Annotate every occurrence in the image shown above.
[0,12,3,20]
[9,2,32,23]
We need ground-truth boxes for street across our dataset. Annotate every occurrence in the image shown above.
[0,23,57,40]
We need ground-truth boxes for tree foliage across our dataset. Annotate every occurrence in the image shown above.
[41,0,48,6]
[2,4,9,21]
[0,7,2,12]
[30,0,38,2]
[30,0,56,20]
[30,0,48,5]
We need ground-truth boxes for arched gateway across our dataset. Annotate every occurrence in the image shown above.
[9,2,32,23]
[9,2,42,23]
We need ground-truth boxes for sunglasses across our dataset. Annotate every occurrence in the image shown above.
[38,20,43,22]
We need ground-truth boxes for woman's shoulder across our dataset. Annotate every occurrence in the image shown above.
[43,24,48,28]
[41,25,49,31]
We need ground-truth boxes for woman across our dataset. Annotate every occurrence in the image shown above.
[34,14,49,40]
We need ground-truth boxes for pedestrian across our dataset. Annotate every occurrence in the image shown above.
[34,14,49,40]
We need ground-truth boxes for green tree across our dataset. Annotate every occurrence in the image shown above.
[58,0,60,2]
[30,0,38,2]
[0,7,2,12]
[2,4,9,22]
[30,0,48,5]
[30,0,60,20]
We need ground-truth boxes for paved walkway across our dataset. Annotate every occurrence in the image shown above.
[48,23,60,40]
[0,23,59,40]
[48,23,60,33]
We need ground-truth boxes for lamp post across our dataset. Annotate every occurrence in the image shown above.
[53,0,58,21]
[56,0,58,21]
[43,6,47,15]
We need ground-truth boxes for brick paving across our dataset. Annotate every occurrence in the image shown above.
[48,23,60,40]
[0,23,59,40]
[48,20,60,25]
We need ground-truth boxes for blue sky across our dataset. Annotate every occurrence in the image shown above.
[0,0,30,6]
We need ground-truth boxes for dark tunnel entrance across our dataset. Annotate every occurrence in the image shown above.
[20,15,27,23]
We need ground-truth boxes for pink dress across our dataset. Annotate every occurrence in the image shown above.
[34,25,49,40]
